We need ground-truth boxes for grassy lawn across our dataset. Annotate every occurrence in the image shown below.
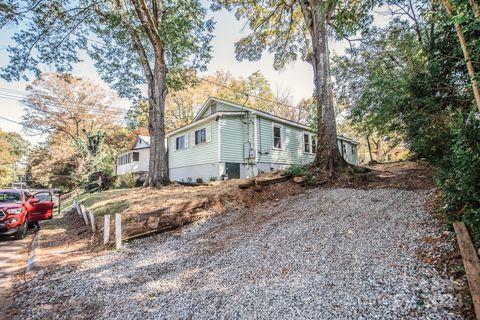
[77,190,132,217]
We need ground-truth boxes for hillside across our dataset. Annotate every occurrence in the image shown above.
[6,161,474,319]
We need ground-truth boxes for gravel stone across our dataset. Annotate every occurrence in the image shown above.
[11,188,464,319]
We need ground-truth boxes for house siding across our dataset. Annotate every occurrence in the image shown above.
[168,119,219,169]
[338,139,359,165]
[116,148,150,175]
[170,163,220,182]
[256,116,315,165]
[219,116,249,163]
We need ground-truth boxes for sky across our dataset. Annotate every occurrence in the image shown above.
[0,6,385,145]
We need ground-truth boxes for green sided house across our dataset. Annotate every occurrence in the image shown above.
[166,97,358,182]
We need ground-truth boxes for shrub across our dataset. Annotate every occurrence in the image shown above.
[208,176,217,182]
[434,111,480,246]
[113,173,136,189]
[281,164,311,177]
[196,177,204,184]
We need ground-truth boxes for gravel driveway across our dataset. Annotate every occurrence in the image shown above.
[11,188,464,319]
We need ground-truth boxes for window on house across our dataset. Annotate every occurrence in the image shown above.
[273,125,282,149]
[118,153,131,165]
[342,143,347,156]
[351,145,356,155]
[303,133,311,153]
[176,135,186,150]
[312,135,317,153]
[195,128,207,145]
[133,152,139,161]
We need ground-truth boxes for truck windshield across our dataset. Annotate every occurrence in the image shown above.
[0,192,22,204]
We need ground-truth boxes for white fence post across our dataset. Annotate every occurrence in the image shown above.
[80,203,89,225]
[88,209,96,232]
[103,214,111,245]
[73,200,79,215]
[115,213,122,250]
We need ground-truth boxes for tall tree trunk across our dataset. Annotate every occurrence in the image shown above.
[366,135,373,163]
[301,2,347,176]
[145,65,169,187]
[130,0,170,187]
[375,138,383,162]
[442,0,480,111]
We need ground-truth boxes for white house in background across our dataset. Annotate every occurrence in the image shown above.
[116,135,150,181]
[116,97,359,183]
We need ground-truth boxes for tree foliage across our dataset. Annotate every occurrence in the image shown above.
[0,130,29,187]
[23,74,130,189]
[0,0,214,186]
[22,73,122,138]
[332,0,480,242]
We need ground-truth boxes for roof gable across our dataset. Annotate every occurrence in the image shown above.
[133,135,150,149]
[193,97,246,121]
[194,97,311,130]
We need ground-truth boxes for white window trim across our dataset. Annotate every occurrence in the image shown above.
[272,123,284,150]
[303,132,316,154]
[195,128,206,145]
[311,134,317,154]
[302,132,312,154]
[175,134,187,151]
[191,125,212,147]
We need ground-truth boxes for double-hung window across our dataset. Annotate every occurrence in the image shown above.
[303,133,311,153]
[303,132,316,154]
[273,124,282,149]
[195,128,207,145]
[176,135,186,150]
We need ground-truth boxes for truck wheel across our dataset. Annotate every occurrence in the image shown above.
[14,219,28,240]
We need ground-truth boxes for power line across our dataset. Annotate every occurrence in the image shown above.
[0,91,128,118]
[1,10,313,115]
[0,94,127,119]
[0,88,129,114]
[0,115,22,125]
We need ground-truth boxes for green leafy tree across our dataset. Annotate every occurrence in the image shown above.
[441,0,480,110]
[332,0,480,242]
[0,0,214,187]
[214,0,375,175]
[0,130,29,187]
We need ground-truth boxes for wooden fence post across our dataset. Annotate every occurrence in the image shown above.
[88,209,96,232]
[79,203,89,225]
[453,221,480,318]
[103,214,111,245]
[115,213,122,250]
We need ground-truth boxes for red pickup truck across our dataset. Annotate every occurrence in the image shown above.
[0,189,54,240]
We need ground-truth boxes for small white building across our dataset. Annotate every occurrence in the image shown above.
[116,135,150,181]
